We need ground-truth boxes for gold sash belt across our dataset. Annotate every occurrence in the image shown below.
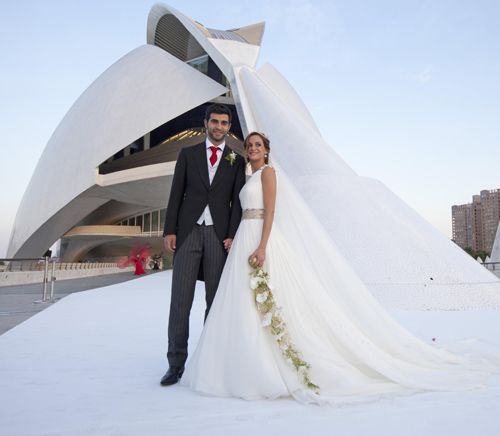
[242,208,265,219]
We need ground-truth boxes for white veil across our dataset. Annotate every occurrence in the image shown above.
[236,65,500,311]
[234,66,500,394]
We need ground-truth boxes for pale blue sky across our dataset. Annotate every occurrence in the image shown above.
[1,0,499,256]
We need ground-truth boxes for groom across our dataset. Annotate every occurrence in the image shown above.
[160,103,246,386]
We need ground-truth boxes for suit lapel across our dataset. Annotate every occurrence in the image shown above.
[194,143,210,189]
[210,146,231,190]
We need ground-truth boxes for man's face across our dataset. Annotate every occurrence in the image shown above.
[204,113,231,144]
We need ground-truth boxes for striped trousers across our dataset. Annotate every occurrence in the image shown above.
[167,224,226,368]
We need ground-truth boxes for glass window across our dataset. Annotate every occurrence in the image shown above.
[136,215,143,230]
[223,75,232,97]
[144,213,151,233]
[188,54,209,75]
[129,139,144,155]
[160,209,166,229]
[128,217,135,226]
[152,210,159,232]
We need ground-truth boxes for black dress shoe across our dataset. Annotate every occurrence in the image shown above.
[160,366,184,386]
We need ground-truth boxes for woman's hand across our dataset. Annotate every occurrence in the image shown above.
[249,247,266,268]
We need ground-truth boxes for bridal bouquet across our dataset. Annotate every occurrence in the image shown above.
[248,259,320,394]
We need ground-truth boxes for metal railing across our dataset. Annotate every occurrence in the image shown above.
[483,261,500,272]
[0,259,121,272]
[0,257,55,302]
[0,257,129,303]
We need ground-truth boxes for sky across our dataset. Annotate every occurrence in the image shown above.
[0,0,499,257]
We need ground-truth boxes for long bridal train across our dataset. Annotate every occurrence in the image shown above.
[181,166,499,405]
[236,65,500,310]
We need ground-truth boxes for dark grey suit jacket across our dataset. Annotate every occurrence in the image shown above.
[163,142,246,250]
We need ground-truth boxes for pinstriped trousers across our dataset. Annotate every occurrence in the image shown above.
[167,224,227,368]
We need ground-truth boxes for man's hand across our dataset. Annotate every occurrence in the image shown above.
[164,234,176,254]
[223,238,233,252]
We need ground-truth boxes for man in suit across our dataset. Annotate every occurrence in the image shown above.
[160,103,246,386]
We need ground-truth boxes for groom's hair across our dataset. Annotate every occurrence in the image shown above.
[204,103,232,123]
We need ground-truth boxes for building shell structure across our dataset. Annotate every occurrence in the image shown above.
[8,3,500,309]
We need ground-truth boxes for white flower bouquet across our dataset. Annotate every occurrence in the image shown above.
[248,259,320,394]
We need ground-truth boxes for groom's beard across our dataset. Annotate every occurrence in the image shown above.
[206,128,227,144]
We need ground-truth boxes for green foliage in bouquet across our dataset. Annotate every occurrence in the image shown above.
[249,259,320,394]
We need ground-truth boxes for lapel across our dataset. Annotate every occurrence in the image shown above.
[210,146,231,190]
[194,143,210,189]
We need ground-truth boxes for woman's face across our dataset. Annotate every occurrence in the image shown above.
[246,135,267,164]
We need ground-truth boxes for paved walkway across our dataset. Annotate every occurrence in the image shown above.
[0,272,159,335]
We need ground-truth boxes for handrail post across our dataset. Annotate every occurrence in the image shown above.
[42,256,49,301]
[49,260,56,301]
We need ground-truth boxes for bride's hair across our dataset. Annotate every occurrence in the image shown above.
[244,132,271,164]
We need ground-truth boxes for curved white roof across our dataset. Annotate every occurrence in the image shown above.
[8,44,227,257]
[145,4,265,136]
[147,4,263,73]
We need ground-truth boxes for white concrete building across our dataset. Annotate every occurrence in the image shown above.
[8,4,500,308]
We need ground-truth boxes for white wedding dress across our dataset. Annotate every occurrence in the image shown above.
[181,166,497,405]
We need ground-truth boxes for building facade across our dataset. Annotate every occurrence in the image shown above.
[8,4,500,306]
[452,189,500,254]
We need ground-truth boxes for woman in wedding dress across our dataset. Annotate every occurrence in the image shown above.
[181,132,497,405]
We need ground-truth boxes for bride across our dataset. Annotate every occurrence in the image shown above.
[181,132,497,405]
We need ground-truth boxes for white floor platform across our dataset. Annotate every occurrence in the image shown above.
[1,271,499,436]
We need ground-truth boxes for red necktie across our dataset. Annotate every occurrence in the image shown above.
[209,146,219,166]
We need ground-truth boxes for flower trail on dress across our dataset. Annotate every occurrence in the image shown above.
[249,260,320,394]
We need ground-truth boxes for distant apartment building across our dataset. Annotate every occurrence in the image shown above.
[452,189,500,253]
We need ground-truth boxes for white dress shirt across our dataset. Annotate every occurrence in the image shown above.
[197,139,226,225]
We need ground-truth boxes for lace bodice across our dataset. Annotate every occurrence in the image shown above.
[239,166,266,210]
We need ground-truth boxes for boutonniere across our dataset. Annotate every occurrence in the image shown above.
[225,151,237,166]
